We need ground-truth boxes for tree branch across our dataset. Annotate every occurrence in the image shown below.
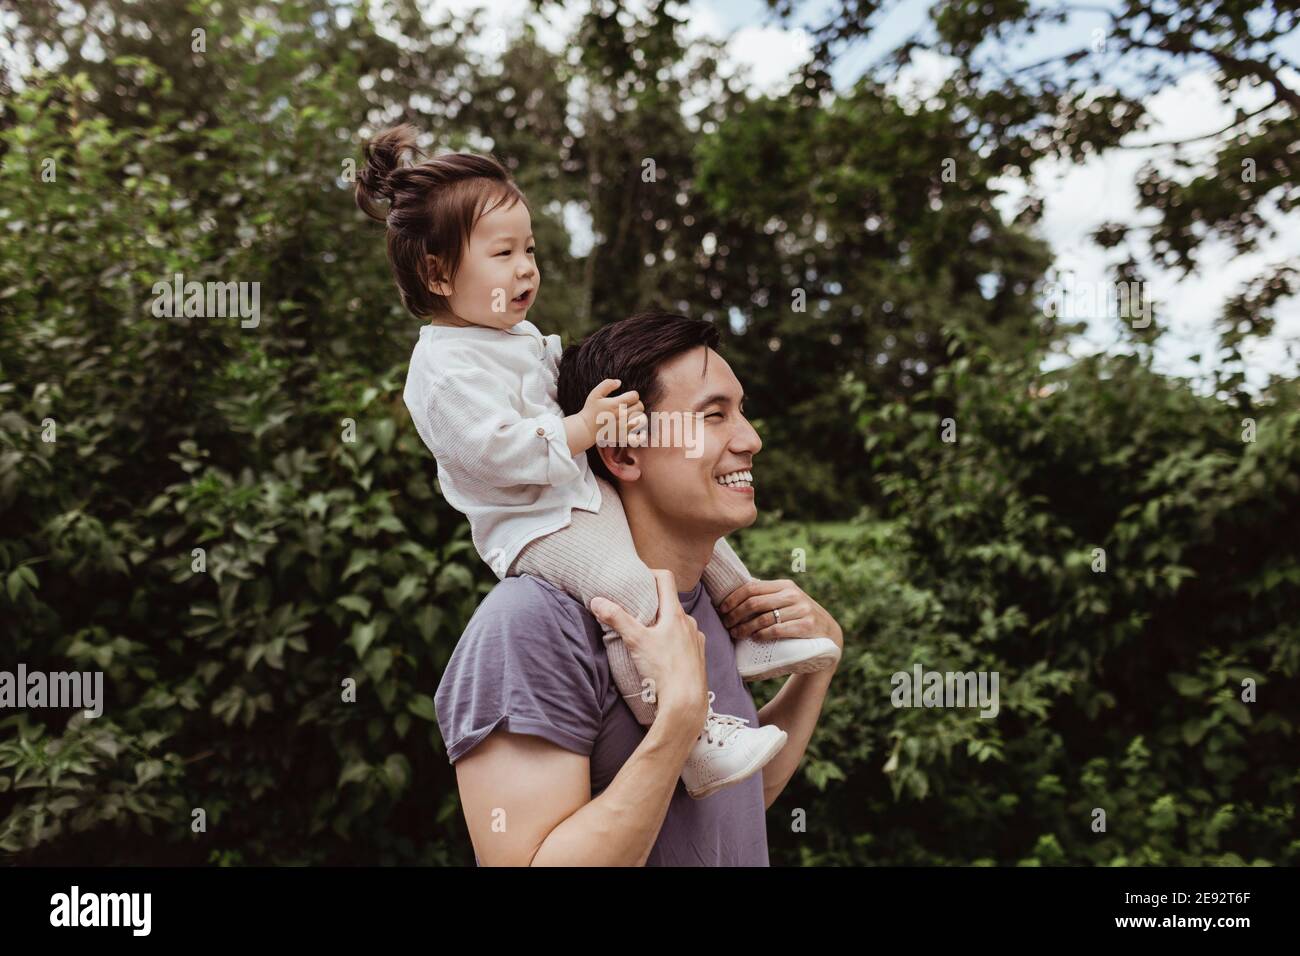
[1116,101,1282,149]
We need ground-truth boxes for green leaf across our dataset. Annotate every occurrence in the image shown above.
[347,621,377,659]
[1223,699,1252,726]
[1168,673,1207,697]
[414,604,443,645]
[363,647,393,682]
[342,550,377,581]
[407,694,437,722]
[337,760,370,788]
[382,574,424,610]
[337,594,372,617]
[435,562,474,596]
[1181,719,1209,747]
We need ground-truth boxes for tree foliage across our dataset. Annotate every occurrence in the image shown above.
[0,0,1295,864]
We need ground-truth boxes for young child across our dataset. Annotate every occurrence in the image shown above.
[357,125,840,799]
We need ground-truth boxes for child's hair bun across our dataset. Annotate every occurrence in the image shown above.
[354,127,527,319]
[355,123,423,222]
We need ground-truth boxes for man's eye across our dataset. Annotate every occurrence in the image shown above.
[706,412,724,420]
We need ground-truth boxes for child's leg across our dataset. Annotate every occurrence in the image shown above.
[508,477,662,727]
[701,535,754,609]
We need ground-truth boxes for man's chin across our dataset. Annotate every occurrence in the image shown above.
[702,494,759,533]
[654,485,758,536]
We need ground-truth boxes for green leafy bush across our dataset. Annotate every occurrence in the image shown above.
[0,53,497,862]
[3,1,1295,867]
[738,332,1299,865]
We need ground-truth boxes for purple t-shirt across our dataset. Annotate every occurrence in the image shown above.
[434,573,770,866]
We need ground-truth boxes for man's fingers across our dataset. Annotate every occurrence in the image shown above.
[589,596,641,643]
[647,568,682,625]
[722,588,792,627]
[718,579,784,615]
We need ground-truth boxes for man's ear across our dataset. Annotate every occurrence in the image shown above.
[597,442,642,483]
[425,254,453,297]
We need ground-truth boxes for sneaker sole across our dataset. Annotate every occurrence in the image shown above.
[685,729,789,800]
[739,648,841,682]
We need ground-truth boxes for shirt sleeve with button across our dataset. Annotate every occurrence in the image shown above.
[424,363,583,489]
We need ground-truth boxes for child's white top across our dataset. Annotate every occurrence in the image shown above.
[403,318,602,579]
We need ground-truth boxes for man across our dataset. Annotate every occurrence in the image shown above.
[433,310,844,865]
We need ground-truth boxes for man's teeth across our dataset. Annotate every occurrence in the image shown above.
[715,470,753,487]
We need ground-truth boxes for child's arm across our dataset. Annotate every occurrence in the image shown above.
[424,365,581,489]
[422,368,644,489]
[562,378,647,457]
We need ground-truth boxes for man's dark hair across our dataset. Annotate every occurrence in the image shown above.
[558,310,721,484]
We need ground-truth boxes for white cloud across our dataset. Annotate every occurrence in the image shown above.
[993,68,1300,394]
[884,48,959,106]
[398,2,1300,394]
[702,24,814,96]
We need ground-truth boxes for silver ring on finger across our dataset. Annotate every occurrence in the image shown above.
[773,607,781,625]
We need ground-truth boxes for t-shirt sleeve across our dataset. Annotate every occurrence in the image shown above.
[435,578,602,764]
[424,362,582,490]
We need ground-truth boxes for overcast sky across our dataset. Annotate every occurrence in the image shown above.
[6,0,1295,394]
[503,0,1300,396]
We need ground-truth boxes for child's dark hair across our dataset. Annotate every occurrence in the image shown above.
[355,124,528,319]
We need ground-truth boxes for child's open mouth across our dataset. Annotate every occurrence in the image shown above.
[511,289,533,307]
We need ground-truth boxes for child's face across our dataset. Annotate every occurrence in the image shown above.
[434,198,539,329]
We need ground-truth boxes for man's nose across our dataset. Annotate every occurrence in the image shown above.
[734,416,761,456]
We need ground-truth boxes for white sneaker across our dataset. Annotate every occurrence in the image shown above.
[680,692,787,800]
[734,636,841,682]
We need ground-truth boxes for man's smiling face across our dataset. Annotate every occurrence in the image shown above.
[624,345,762,538]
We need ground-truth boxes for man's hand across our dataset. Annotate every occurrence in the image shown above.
[718,578,843,649]
[455,571,716,867]
[722,579,842,809]
[563,378,648,456]
[588,568,709,730]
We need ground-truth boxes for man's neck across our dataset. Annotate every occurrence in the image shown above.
[621,496,719,595]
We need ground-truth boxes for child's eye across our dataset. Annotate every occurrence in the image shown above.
[527,246,536,254]
[496,250,511,257]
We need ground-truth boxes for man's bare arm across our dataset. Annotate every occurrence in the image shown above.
[454,568,711,866]
[454,703,698,866]
[756,667,835,809]
[717,578,845,809]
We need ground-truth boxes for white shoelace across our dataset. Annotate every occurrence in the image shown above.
[701,691,751,746]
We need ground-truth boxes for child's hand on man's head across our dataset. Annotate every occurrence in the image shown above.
[583,378,649,448]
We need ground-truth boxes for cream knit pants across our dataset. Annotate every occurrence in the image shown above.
[507,476,752,726]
